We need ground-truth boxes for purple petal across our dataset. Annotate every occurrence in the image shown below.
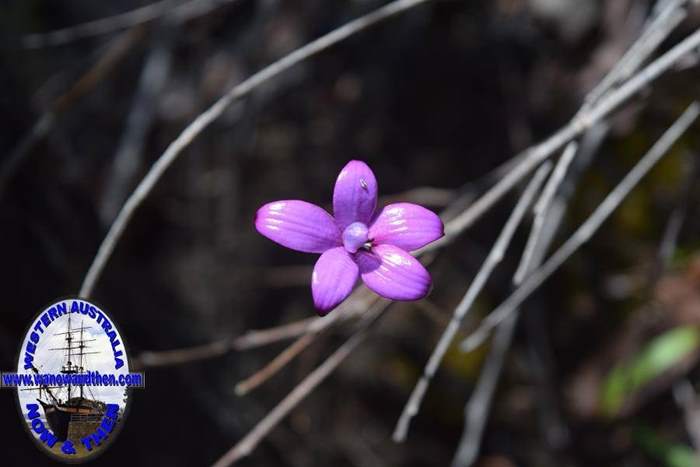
[255,200,340,253]
[369,203,444,251]
[333,160,378,229]
[355,244,431,301]
[312,247,359,313]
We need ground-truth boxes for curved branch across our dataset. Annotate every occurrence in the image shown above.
[21,0,241,48]
[79,0,433,298]
[460,102,700,354]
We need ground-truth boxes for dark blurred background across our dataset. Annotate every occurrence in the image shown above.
[2,0,700,466]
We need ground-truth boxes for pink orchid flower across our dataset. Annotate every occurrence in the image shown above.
[255,160,444,314]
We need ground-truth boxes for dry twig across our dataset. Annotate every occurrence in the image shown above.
[21,0,242,48]
[211,299,390,467]
[397,0,698,444]
[392,163,553,442]
[443,23,700,241]
[460,102,700,353]
[79,0,434,298]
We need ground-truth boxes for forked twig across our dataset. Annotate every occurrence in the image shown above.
[80,4,700,299]
[460,102,700,353]
[443,25,700,241]
[452,302,519,467]
[217,199,499,396]
[129,164,489,372]
[397,4,699,441]
[513,142,578,283]
[458,8,698,456]
[452,106,699,467]
[505,0,691,273]
[211,299,390,467]
[131,176,476,372]
[128,144,522,369]
[584,0,690,108]
[79,0,434,298]
[452,151,577,467]
[392,162,552,442]
[133,291,374,369]
[452,126,609,464]
[234,294,381,395]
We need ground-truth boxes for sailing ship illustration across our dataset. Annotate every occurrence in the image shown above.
[24,314,107,441]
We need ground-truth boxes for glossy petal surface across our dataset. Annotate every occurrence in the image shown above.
[355,244,431,301]
[312,247,359,313]
[369,202,444,251]
[333,160,377,229]
[255,200,340,253]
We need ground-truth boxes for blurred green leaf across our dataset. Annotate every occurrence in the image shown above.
[634,425,698,467]
[602,326,700,417]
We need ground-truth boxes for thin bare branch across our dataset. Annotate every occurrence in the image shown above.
[82,22,700,298]
[21,0,242,48]
[453,126,611,466]
[123,20,700,374]
[452,156,576,467]
[234,333,316,396]
[233,293,380,395]
[452,301,519,467]
[513,142,578,283]
[131,193,448,372]
[139,253,435,389]
[79,0,433,298]
[508,0,690,284]
[135,338,231,369]
[396,17,700,440]
[211,300,390,467]
[126,1,700,377]
[134,314,335,369]
[133,287,376,368]
[451,105,695,467]
[130,180,457,373]
[509,0,686,282]
[460,102,700,354]
[442,26,700,243]
[584,0,690,109]
[392,162,552,442]
[233,317,320,350]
